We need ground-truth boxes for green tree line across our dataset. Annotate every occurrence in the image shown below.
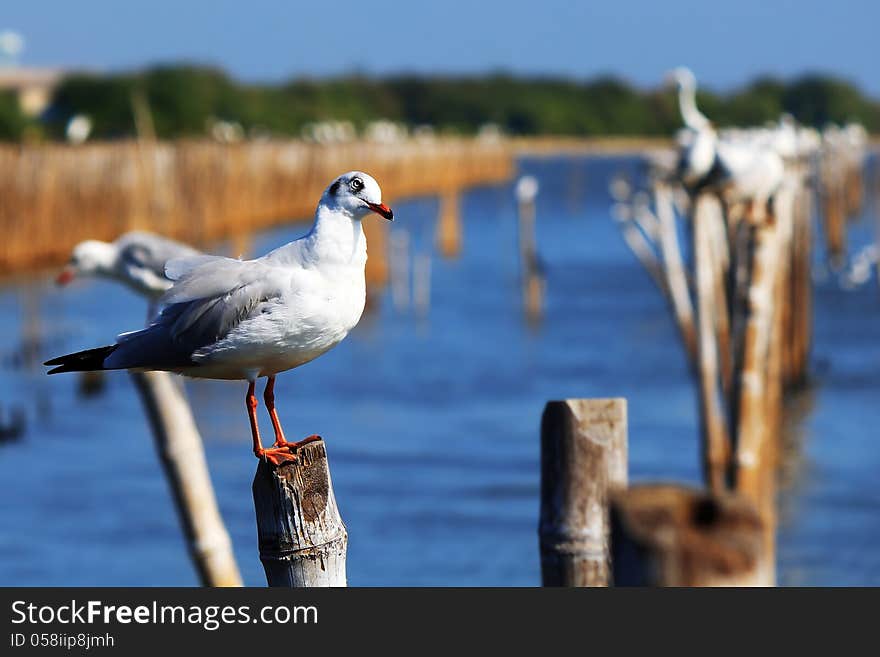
[3,65,879,141]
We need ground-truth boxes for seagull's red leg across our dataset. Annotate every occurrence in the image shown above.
[248,379,295,467]
[264,375,287,447]
[263,376,323,453]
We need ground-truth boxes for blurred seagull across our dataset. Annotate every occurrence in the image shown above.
[57,231,201,300]
[46,171,393,465]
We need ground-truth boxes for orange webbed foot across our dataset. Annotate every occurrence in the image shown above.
[257,435,323,467]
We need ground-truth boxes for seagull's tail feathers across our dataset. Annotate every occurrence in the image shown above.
[44,345,119,375]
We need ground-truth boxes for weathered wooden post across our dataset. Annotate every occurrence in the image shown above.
[131,371,243,587]
[389,228,411,312]
[539,398,628,586]
[515,175,544,323]
[611,484,770,586]
[655,184,698,366]
[436,187,462,259]
[364,215,390,297]
[413,250,433,318]
[252,438,348,587]
[821,164,847,268]
[693,193,732,491]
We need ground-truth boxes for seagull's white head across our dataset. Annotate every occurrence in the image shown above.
[56,239,117,285]
[665,67,697,91]
[322,171,393,221]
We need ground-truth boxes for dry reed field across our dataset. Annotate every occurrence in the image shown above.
[0,138,513,276]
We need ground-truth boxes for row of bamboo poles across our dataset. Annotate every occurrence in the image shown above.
[539,137,868,587]
[600,133,868,585]
[0,138,513,276]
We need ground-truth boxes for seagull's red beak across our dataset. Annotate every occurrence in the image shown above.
[367,202,394,221]
[56,267,75,286]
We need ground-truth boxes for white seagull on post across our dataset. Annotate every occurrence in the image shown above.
[46,171,394,465]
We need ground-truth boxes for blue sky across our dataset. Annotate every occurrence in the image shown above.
[4,0,878,94]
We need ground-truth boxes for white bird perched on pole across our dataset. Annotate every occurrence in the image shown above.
[46,171,394,466]
[666,67,711,132]
[57,231,201,300]
[665,67,785,206]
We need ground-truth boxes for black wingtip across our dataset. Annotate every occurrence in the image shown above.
[43,345,118,375]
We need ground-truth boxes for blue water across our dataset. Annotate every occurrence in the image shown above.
[0,155,878,586]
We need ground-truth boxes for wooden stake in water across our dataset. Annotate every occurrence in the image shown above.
[539,399,628,586]
[252,438,348,587]
[515,176,544,323]
[131,371,243,587]
[413,251,432,318]
[389,228,411,312]
[363,216,390,296]
[436,187,462,259]
[693,194,731,492]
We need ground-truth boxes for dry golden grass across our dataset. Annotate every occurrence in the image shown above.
[0,138,513,276]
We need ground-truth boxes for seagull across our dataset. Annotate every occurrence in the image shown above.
[45,171,394,465]
[57,231,201,300]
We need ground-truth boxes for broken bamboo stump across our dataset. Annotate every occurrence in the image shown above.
[539,398,628,586]
[252,438,348,587]
[610,484,770,586]
[131,371,243,587]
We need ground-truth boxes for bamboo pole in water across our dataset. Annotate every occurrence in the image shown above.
[130,371,243,587]
[436,187,462,259]
[539,399,628,586]
[610,484,770,586]
[516,176,544,324]
[363,215,390,298]
[654,184,698,368]
[693,194,732,492]
[252,438,348,587]
[730,206,784,586]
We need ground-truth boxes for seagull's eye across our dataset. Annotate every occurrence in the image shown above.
[349,177,364,193]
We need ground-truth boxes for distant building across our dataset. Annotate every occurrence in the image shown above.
[0,67,63,116]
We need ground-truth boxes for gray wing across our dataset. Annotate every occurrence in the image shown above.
[105,256,286,370]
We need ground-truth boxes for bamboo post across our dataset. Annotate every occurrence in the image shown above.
[733,215,780,502]
[389,228,411,311]
[252,438,348,587]
[436,187,462,258]
[539,399,628,586]
[794,185,813,385]
[731,209,782,586]
[516,176,544,323]
[822,174,846,268]
[130,371,243,587]
[692,194,731,491]
[413,250,432,318]
[610,484,770,586]
[363,216,389,296]
[655,184,698,367]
